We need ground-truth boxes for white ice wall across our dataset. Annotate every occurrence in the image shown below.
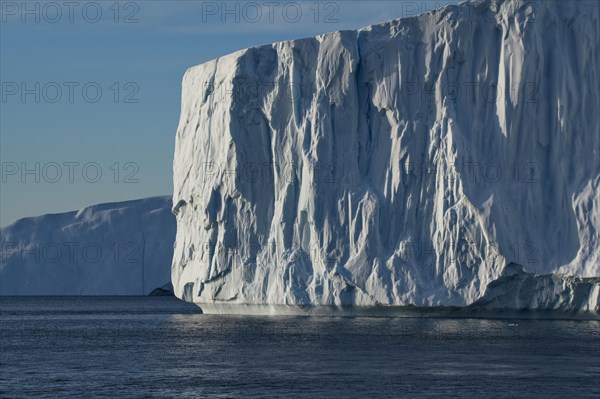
[172,0,599,310]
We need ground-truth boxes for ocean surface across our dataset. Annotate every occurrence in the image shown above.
[0,297,598,398]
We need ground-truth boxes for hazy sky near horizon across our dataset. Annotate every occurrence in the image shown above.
[0,0,458,226]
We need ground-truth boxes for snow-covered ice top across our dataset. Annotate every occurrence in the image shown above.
[172,0,599,312]
[0,197,174,295]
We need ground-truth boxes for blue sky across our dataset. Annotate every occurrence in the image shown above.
[0,0,457,226]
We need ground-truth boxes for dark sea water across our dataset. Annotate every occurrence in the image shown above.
[0,297,598,398]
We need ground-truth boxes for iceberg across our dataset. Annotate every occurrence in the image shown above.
[471,263,600,312]
[172,0,599,313]
[0,197,175,295]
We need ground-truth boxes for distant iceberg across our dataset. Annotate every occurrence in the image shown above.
[0,197,174,295]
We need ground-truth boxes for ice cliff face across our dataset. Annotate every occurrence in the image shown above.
[0,197,174,295]
[172,0,600,312]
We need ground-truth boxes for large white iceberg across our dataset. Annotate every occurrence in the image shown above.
[172,0,599,313]
[0,197,175,295]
